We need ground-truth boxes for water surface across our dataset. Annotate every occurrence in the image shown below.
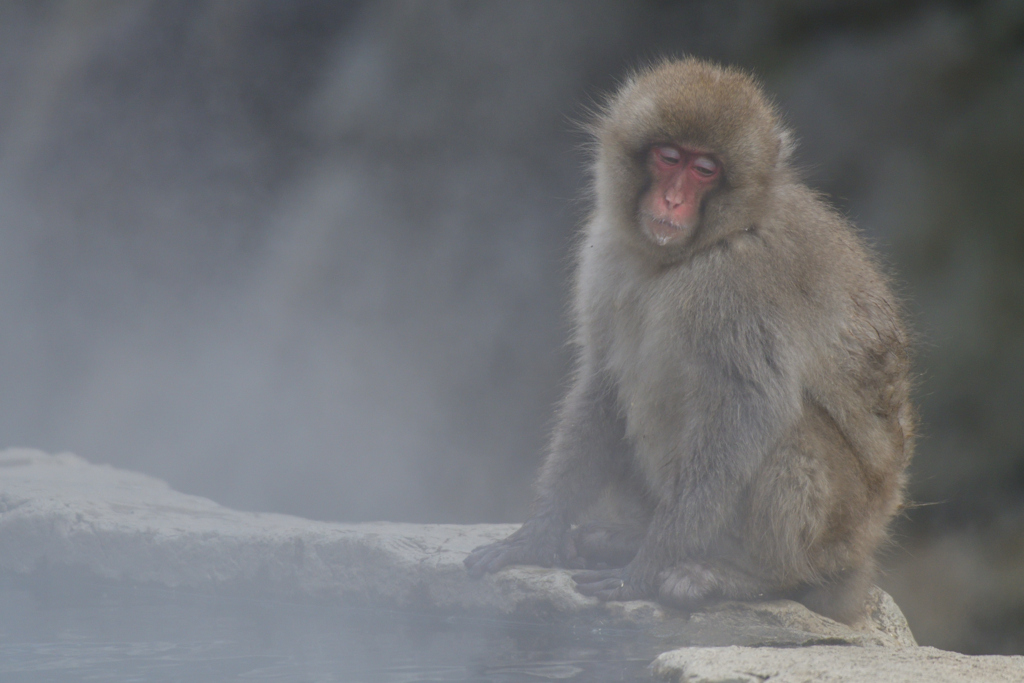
[0,574,654,682]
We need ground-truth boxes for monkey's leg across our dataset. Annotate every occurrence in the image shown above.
[647,438,835,610]
[656,420,878,622]
[741,409,883,624]
[465,368,627,576]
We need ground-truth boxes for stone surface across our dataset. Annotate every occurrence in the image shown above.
[646,589,917,649]
[652,645,1024,682]
[0,448,910,649]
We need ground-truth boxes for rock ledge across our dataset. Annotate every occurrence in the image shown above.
[652,645,1024,682]
[0,448,915,652]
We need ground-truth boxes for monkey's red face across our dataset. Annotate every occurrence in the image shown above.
[640,145,720,246]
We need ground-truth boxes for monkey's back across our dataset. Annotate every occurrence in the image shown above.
[763,181,915,584]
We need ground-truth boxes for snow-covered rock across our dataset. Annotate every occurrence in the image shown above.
[0,448,911,649]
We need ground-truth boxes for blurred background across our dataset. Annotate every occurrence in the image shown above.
[0,0,1021,656]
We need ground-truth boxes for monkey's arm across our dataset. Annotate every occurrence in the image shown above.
[464,362,626,576]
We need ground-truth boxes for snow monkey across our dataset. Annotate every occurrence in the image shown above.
[464,57,914,624]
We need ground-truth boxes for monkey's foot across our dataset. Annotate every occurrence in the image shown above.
[571,567,647,601]
[656,562,726,607]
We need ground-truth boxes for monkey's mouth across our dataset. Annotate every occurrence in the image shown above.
[642,213,691,246]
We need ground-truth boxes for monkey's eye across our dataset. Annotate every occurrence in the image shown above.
[692,156,718,177]
[654,146,681,165]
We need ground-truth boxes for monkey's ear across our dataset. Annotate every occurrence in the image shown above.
[775,125,796,167]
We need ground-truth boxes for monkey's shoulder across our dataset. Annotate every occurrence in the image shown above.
[751,185,912,387]
[740,185,896,314]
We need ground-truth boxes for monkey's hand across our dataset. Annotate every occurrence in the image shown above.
[571,565,649,602]
[464,516,569,578]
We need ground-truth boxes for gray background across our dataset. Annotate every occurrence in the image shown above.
[0,0,1021,655]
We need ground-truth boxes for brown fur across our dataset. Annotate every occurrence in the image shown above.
[465,57,914,624]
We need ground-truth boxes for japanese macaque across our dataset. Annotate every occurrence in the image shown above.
[464,57,914,624]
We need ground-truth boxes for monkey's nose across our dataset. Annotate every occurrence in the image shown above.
[665,190,690,209]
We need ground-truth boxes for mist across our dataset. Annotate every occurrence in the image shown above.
[1,0,1022,655]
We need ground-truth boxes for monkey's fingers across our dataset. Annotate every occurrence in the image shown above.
[464,541,511,577]
[464,539,548,578]
[572,569,643,601]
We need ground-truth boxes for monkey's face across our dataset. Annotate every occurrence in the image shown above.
[639,144,721,246]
